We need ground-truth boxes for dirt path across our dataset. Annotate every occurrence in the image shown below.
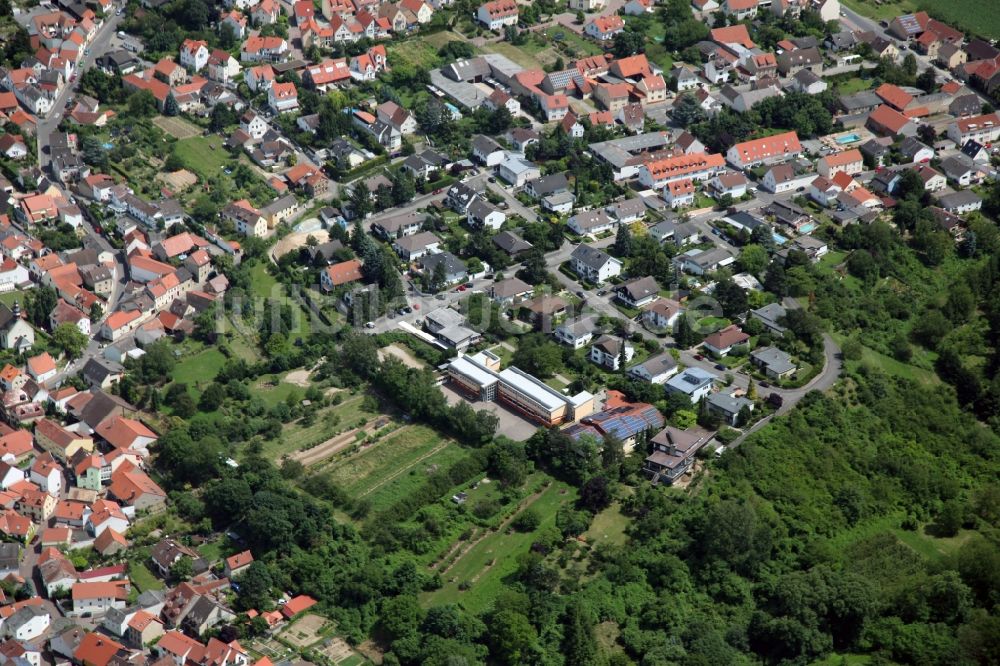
[293,418,381,466]
[429,529,478,572]
[436,485,549,576]
[358,439,449,498]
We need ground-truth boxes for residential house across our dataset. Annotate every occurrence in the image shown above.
[702,324,750,356]
[706,392,754,425]
[750,345,797,379]
[570,245,622,283]
[627,354,678,384]
[664,367,716,403]
[615,276,659,308]
[589,335,634,370]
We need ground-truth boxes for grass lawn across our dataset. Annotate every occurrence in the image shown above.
[250,262,279,299]
[129,562,165,592]
[0,290,30,309]
[833,333,940,385]
[421,479,577,613]
[696,316,730,333]
[172,135,232,180]
[583,502,629,547]
[483,41,545,70]
[363,441,469,512]
[254,375,303,408]
[892,525,973,563]
[835,77,873,96]
[197,539,229,563]
[843,0,1000,38]
[388,40,442,70]
[172,345,228,387]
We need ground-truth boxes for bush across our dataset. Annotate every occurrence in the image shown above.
[511,509,541,532]
[472,499,501,519]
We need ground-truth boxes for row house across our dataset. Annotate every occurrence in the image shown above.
[637,152,726,189]
[725,130,802,169]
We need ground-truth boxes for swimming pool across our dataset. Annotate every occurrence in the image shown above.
[835,133,861,144]
[102,142,114,150]
[772,233,788,245]
[799,222,817,234]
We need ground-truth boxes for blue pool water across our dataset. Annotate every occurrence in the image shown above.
[772,233,788,245]
[102,142,114,150]
[799,222,817,234]
[835,133,861,144]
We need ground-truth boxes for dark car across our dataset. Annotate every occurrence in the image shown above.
[694,354,704,360]
[715,363,725,371]
[759,381,770,388]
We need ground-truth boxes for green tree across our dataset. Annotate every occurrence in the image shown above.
[127,89,158,118]
[170,556,194,582]
[613,222,633,256]
[487,610,539,663]
[738,244,769,275]
[52,322,88,359]
[163,93,180,116]
[562,604,598,666]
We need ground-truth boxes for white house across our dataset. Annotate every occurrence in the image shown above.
[179,39,209,72]
[497,153,541,187]
[555,317,597,349]
[476,0,518,30]
[71,582,128,616]
[665,367,716,403]
[628,354,678,384]
[570,245,622,283]
[3,606,50,642]
[584,15,625,41]
[589,335,634,370]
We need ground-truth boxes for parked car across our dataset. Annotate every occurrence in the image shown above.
[365,321,375,329]
[759,381,770,388]
[694,354,704,360]
[714,363,725,371]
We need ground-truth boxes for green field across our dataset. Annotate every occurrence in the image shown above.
[172,345,228,387]
[387,40,442,70]
[843,0,1000,38]
[583,503,629,547]
[129,562,165,592]
[422,480,577,612]
[173,135,232,179]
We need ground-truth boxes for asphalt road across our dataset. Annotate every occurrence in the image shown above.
[37,11,125,167]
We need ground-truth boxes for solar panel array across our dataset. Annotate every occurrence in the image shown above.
[580,404,665,441]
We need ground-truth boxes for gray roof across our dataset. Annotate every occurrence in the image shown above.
[939,154,975,179]
[607,197,647,220]
[937,190,982,209]
[751,346,796,375]
[422,251,467,277]
[468,198,501,222]
[751,302,787,330]
[471,134,503,156]
[526,172,569,196]
[707,392,753,415]
[493,230,532,254]
[617,276,659,301]
[571,244,616,270]
[629,353,677,376]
